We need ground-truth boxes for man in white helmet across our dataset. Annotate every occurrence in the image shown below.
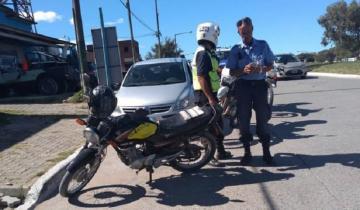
[191,22,232,164]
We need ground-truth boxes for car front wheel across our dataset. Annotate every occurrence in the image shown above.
[37,76,61,95]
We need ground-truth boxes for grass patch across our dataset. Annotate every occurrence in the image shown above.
[47,148,77,163]
[308,61,360,74]
[0,109,30,115]
[66,90,86,103]
[35,171,46,177]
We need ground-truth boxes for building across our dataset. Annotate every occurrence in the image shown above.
[0,1,76,95]
[0,2,73,61]
[87,40,141,73]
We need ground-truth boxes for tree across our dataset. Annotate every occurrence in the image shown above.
[297,53,316,62]
[315,49,336,63]
[318,0,360,56]
[146,37,183,59]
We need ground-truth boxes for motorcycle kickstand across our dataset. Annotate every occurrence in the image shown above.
[146,166,154,185]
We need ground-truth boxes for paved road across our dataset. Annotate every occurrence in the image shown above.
[36,76,360,210]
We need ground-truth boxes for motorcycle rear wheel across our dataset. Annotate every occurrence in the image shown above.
[59,157,101,197]
[170,132,216,172]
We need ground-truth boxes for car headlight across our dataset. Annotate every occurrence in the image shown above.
[83,127,100,144]
[175,98,190,110]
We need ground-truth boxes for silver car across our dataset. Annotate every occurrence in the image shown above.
[113,58,195,120]
[274,54,310,79]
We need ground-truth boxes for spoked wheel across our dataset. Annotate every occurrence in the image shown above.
[170,132,216,172]
[59,157,101,197]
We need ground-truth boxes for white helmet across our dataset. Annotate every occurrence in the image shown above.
[196,22,220,46]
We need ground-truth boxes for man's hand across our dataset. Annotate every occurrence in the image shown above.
[244,64,255,74]
[209,97,218,106]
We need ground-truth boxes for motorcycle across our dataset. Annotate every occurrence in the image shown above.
[265,68,277,107]
[217,67,277,130]
[217,68,238,131]
[58,105,218,197]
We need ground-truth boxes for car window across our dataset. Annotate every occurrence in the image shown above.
[26,53,40,63]
[275,54,299,63]
[0,55,17,71]
[123,62,186,87]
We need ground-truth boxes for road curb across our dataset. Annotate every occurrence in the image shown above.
[309,72,360,79]
[16,147,82,210]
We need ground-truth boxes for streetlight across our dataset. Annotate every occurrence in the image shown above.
[174,31,192,56]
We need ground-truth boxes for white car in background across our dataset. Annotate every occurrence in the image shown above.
[274,54,310,79]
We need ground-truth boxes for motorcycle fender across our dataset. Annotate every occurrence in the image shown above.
[66,148,97,173]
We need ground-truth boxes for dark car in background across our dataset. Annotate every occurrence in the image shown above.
[0,51,80,97]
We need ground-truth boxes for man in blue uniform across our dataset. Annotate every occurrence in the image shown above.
[226,17,275,165]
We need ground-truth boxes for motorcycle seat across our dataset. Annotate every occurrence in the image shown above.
[158,106,212,138]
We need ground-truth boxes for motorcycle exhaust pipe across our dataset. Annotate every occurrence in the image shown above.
[152,151,184,168]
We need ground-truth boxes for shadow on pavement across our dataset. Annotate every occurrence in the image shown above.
[149,167,294,207]
[271,102,322,118]
[68,184,146,208]
[278,76,319,81]
[274,153,360,171]
[268,102,327,146]
[270,119,327,145]
[0,113,86,152]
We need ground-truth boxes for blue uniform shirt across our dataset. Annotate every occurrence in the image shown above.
[226,38,275,80]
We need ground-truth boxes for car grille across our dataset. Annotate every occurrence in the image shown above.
[285,69,303,76]
[122,105,172,114]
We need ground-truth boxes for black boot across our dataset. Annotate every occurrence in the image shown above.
[262,142,273,164]
[216,139,233,160]
[240,145,252,165]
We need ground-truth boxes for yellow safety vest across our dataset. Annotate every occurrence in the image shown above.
[192,51,220,92]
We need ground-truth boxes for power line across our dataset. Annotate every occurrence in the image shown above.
[119,0,156,33]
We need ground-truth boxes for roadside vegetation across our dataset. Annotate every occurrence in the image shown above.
[307,61,360,75]
[65,89,86,103]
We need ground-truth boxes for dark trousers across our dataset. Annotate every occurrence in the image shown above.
[235,79,271,147]
[194,91,226,151]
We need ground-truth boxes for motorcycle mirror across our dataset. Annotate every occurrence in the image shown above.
[217,86,229,99]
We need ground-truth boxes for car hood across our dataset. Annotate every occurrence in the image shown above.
[116,83,189,107]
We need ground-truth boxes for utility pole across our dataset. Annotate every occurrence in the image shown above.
[72,0,88,92]
[99,7,111,87]
[126,0,136,64]
[155,0,161,58]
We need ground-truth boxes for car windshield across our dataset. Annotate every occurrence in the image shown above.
[275,54,300,63]
[123,62,186,87]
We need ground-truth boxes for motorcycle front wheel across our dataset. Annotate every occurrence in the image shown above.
[170,132,216,172]
[59,157,101,197]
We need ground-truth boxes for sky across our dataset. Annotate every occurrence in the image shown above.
[29,0,351,59]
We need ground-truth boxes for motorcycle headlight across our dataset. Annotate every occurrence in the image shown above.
[217,86,229,100]
[83,127,100,144]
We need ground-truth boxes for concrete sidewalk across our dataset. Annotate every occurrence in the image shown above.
[0,103,88,201]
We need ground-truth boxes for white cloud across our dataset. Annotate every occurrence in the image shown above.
[34,11,62,23]
[69,17,74,25]
[105,18,124,26]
